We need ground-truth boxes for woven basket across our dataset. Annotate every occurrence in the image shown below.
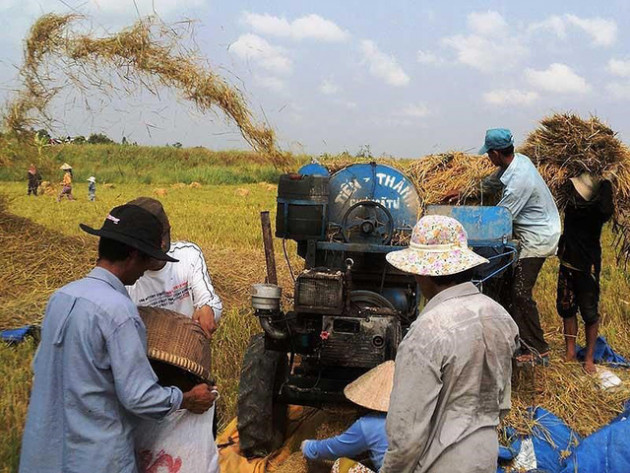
[137,306,212,388]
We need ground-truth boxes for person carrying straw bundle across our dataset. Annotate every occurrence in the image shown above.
[57,162,75,201]
[301,361,394,472]
[381,215,519,473]
[19,204,217,473]
[557,173,614,374]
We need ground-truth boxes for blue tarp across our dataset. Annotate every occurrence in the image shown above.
[497,408,579,473]
[499,404,630,473]
[576,336,630,368]
[0,325,37,343]
[560,401,630,473]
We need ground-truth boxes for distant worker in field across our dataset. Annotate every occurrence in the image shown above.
[27,164,41,196]
[478,128,560,365]
[126,197,223,473]
[19,204,216,473]
[382,215,519,473]
[301,361,393,472]
[57,163,75,201]
[87,176,96,201]
[557,173,614,374]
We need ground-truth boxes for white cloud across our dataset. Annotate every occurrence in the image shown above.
[525,63,590,94]
[417,50,443,65]
[483,89,539,106]
[467,10,508,36]
[242,12,349,42]
[606,82,630,99]
[256,76,286,92]
[529,14,617,47]
[398,103,430,118]
[360,40,410,87]
[230,34,292,75]
[528,15,567,38]
[319,79,340,95]
[443,11,528,71]
[607,59,630,78]
[566,14,617,46]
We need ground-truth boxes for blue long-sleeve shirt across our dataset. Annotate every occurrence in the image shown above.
[19,267,182,473]
[303,413,387,470]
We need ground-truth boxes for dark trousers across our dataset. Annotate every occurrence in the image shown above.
[556,264,600,325]
[503,257,548,354]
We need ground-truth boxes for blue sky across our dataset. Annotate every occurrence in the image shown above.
[1,0,630,157]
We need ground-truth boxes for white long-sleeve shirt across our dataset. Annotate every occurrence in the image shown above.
[127,241,223,321]
[126,241,222,473]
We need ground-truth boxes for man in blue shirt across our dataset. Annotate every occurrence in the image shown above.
[479,129,561,364]
[19,204,217,473]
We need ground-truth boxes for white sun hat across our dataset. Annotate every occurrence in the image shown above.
[343,361,395,412]
[570,172,600,202]
[386,215,488,276]
[87,176,96,183]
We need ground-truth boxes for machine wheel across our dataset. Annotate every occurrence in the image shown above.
[237,333,289,458]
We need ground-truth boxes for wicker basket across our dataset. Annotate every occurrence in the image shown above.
[137,306,212,390]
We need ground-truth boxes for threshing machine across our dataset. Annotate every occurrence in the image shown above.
[236,162,517,458]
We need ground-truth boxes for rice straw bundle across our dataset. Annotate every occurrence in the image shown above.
[5,14,290,167]
[406,152,495,207]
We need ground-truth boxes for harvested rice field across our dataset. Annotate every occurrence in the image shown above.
[2,174,630,472]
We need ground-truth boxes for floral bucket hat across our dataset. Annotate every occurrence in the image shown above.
[386,215,488,276]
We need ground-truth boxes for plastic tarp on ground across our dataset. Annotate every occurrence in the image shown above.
[576,336,630,368]
[498,407,580,473]
[560,401,630,473]
[499,404,630,473]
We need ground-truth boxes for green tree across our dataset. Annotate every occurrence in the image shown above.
[87,133,115,144]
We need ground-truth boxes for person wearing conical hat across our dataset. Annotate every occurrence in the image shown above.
[57,165,75,202]
[87,176,96,202]
[301,361,394,472]
[556,173,614,374]
[381,215,519,473]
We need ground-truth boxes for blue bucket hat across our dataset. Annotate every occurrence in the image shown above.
[479,128,514,155]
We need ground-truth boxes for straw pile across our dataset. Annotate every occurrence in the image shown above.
[0,196,95,329]
[406,152,496,206]
[519,113,630,207]
[5,13,290,167]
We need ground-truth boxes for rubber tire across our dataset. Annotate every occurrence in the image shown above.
[237,333,289,458]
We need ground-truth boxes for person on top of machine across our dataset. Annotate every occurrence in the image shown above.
[381,215,519,473]
[300,361,393,472]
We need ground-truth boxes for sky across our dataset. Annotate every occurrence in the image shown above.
[1,0,630,157]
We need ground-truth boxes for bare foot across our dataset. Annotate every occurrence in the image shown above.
[584,361,597,375]
[565,353,577,363]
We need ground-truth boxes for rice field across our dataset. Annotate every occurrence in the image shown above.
[2,177,630,472]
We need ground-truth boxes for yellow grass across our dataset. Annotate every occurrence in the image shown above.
[2,179,630,472]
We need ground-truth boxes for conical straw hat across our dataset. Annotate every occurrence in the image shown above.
[60,163,72,170]
[343,360,395,412]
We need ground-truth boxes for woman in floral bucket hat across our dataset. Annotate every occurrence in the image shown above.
[381,215,519,473]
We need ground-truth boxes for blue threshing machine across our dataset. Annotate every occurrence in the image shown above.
[236,162,517,458]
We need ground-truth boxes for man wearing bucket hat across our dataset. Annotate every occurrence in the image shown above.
[478,128,561,365]
[557,173,614,373]
[19,204,217,473]
[125,197,223,473]
[301,361,394,472]
[381,215,519,473]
